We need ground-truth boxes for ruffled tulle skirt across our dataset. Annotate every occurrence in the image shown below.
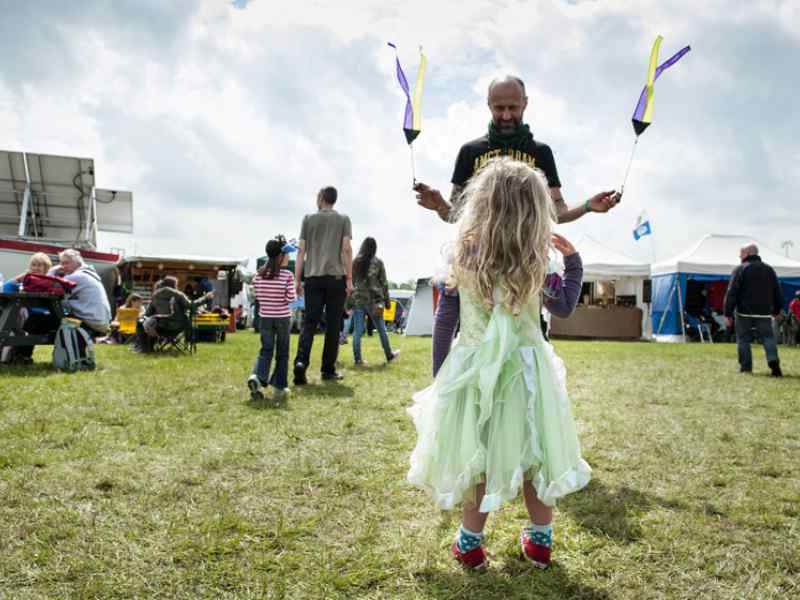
[407,305,591,512]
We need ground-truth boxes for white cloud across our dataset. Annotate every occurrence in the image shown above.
[2,0,799,280]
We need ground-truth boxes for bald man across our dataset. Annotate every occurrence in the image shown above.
[414,75,619,375]
[724,243,784,376]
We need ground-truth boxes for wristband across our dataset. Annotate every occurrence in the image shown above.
[584,199,592,213]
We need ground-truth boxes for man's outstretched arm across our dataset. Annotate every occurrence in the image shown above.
[417,181,619,224]
[552,188,620,224]
[414,182,464,223]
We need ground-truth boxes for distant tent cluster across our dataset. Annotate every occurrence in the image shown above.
[651,235,800,341]
[402,234,800,343]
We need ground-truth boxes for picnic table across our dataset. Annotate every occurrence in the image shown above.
[0,292,64,347]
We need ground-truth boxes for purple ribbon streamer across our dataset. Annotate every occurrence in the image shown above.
[632,45,691,122]
[388,42,414,130]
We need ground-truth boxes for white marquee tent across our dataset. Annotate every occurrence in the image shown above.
[404,277,435,337]
[574,235,651,280]
[547,235,651,338]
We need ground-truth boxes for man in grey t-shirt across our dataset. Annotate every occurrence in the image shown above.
[293,186,353,384]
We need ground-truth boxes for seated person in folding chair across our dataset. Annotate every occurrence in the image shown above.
[133,276,213,353]
[48,249,112,339]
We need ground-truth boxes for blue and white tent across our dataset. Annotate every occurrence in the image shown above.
[650,234,800,342]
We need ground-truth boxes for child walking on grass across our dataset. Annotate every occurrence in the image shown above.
[248,236,297,404]
[407,157,590,570]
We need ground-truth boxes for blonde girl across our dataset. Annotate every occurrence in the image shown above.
[407,157,589,570]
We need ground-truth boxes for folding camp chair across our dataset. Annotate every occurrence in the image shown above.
[684,313,713,343]
[153,299,196,355]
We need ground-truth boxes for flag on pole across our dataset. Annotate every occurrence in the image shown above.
[633,212,652,240]
[631,39,691,136]
[387,42,427,144]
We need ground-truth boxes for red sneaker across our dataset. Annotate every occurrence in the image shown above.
[451,541,488,570]
[520,528,551,569]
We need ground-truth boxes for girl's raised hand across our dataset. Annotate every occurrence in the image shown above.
[551,233,576,257]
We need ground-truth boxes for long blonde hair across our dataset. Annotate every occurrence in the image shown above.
[453,157,555,314]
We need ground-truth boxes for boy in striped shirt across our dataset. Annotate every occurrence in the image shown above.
[248,236,298,403]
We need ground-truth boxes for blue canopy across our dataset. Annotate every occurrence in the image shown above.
[650,235,800,338]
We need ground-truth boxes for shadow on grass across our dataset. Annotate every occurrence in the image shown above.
[751,372,800,379]
[559,479,687,543]
[351,363,391,372]
[245,398,287,411]
[293,383,355,399]
[0,362,59,377]
[412,563,610,600]
[129,350,195,360]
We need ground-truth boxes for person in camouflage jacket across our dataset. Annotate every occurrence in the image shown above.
[348,237,399,366]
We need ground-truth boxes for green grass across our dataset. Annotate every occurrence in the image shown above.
[1,333,798,599]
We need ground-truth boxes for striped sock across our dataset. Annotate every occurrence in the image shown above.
[456,525,483,553]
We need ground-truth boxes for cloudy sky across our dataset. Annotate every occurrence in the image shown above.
[2,0,798,280]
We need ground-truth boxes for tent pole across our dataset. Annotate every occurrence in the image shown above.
[677,278,686,342]
[655,279,677,336]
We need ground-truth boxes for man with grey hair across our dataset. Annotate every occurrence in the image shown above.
[724,243,784,376]
[49,249,112,335]
[414,74,619,375]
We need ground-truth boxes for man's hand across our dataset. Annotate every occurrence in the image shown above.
[295,281,304,298]
[345,277,353,295]
[588,190,620,213]
[414,182,448,214]
[551,233,577,257]
[725,316,733,329]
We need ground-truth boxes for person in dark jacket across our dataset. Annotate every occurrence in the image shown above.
[133,276,213,352]
[723,243,783,376]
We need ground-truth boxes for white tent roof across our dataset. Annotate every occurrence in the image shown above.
[573,235,650,279]
[651,234,800,278]
[118,254,248,267]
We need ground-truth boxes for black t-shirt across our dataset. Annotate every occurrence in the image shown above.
[450,134,561,189]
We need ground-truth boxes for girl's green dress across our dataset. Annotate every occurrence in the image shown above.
[407,281,591,511]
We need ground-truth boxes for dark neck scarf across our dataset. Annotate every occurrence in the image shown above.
[487,121,533,151]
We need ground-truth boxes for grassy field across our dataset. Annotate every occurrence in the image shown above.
[1,331,798,599]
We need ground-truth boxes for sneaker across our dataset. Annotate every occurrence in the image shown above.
[272,387,288,405]
[247,375,264,401]
[293,362,308,385]
[768,360,783,377]
[387,350,401,363]
[321,371,344,381]
[520,528,551,569]
[451,541,487,571]
[354,360,369,367]
[739,366,752,373]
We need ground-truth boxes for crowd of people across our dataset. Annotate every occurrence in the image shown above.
[2,72,795,576]
[246,189,402,404]
[1,249,111,365]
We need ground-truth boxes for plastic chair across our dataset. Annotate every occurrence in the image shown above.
[115,307,140,338]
